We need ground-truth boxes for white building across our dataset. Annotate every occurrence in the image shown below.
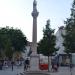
[55,26,75,65]
[55,26,65,54]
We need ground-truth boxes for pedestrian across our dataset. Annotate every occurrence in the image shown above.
[51,58,55,72]
[54,64,58,71]
[24,58,30,71]
[0,61,2,70]
[51,57,59,72]
[11,61,14,71]
[4,61,8,69]
[24,60,26,71]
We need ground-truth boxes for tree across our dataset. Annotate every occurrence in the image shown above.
[8,28,27,52]
[63,2,75,73]
[0,26,27,59]
[63,0,75,53]
[37,20,57,71]
[38,20,57,56]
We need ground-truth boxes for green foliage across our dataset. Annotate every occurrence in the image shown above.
[0,26,27,58]
[63,0,75,53]
[37,20,57,56]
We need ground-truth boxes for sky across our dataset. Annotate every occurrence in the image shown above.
[0,0,73,42]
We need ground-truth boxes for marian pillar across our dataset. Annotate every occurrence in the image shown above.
[31,0,39,54]
[30,0,39,71]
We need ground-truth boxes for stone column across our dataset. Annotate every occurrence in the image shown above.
[30,0,39,71]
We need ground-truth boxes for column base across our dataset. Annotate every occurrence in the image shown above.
[30,53,39,71]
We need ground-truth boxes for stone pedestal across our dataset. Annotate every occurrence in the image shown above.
[30,54,39,71]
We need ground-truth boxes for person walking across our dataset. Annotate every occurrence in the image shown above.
[51,56,59,72]
[24,60,26,71]
[0,61,2,70]
[24,58,30,71]
[11,61,14,71]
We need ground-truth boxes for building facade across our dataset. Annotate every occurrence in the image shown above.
[55,26,75,65]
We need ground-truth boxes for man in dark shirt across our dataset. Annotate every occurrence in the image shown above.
[24,58,30,71]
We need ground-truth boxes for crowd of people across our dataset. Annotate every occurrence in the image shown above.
[0,57,30,71]
[0,59,24,70]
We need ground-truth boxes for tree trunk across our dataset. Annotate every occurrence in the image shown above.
[48,56,51,72]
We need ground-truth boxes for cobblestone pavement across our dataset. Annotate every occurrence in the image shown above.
[0,66,75,75]
[24,67,75,75]
[0,66,24,75]
[50,67,75,75]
